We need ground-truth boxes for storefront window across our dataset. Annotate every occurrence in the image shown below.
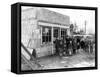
[61,29,67,39]
[53,28,59,38]
[42,27,51,44]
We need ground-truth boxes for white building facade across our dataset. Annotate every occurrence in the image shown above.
[21,7,70,59]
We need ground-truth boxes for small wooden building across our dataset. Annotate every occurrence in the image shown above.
[21,7,70,58]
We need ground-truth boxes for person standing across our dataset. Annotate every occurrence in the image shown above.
[90,41,93,53]
[80,39,85,51]
[66,36,70,55]
[54,37,60,55]
[68,36,73,56]
[63,38,67,56]
[72,38,77,54]
[59,38,64,56]
[76,36,81,50]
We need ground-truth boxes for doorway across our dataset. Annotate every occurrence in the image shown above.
[53,27,60,53]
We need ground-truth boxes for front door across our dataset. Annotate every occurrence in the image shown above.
[53,28,60,53]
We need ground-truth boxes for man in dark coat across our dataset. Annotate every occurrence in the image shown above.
[76,37,81,50]
[72,38,77,54]
[67,36,73,55]
[80,39,85,50]
[65,36,70,55]
[54,37,60,55]
[84,40,89,53]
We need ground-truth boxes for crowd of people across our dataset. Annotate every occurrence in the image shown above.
[54,35,94,57]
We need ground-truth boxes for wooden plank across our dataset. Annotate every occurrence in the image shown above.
[21,54,34,70]
[21,42,41,67]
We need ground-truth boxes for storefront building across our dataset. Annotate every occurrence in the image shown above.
[21,7,70,59]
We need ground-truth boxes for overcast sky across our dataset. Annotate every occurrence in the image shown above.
[22,6,95,34]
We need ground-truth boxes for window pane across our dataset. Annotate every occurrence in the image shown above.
[61,29,67,39]
[46,36,48,42]
[54,29,58,38]
[49,36,51,42]
[42,36,45,43]
[42,27,51,44]
[49,29,51,36]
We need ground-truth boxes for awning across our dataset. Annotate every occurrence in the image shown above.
[38,21,69,29]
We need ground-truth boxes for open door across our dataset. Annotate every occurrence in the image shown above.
[53,27,60,53]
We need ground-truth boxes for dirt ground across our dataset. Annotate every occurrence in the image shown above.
[21,49,95,70]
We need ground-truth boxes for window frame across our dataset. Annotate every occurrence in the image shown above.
[61,28,67,39]
[41,26,52,45]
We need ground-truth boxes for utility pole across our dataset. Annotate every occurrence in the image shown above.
[85,20,87,34]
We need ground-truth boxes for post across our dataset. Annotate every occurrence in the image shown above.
[51,27,54,54]
[60,28,61,38]
[85,20,87,34]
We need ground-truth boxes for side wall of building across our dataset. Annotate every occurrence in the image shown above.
[21,8,53,59]
[21,8,39,59]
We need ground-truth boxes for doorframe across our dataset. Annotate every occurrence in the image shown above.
[51,27,61,54]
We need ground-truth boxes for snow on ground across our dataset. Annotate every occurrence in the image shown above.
[40,50,95,69]
[21,49,95,70]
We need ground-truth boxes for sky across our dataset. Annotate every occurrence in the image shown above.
[22,6,95,34]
